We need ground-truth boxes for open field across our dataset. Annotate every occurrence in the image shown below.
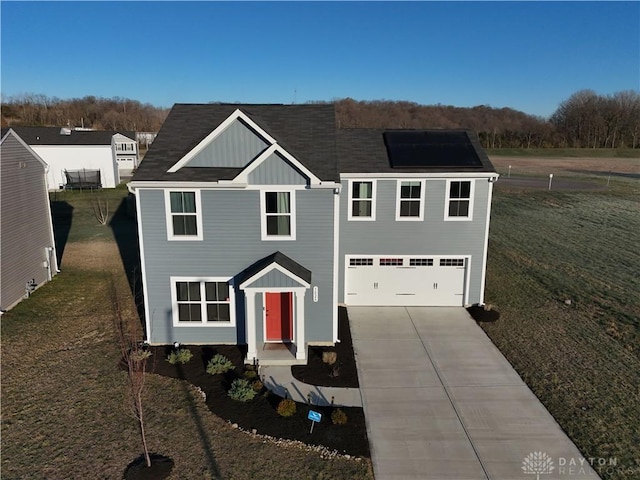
[481,174,640,479]
[1,190,373,480]
[489,154,639,184]
[487,148,639,159]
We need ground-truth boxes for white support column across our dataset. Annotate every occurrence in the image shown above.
[295,289,306,360]
[245,291,257,362]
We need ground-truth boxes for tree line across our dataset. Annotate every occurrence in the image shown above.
[332,90,640,149]
[2,90,638,149]
[1,94,169,132]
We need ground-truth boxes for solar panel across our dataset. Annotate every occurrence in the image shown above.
[383,131,483,168]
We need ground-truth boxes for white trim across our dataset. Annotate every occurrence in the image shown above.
[167,109,278,172]
[245,292,258,361]
[347,179,377,221]
[295,290,306,359]
[129,181,248,190]
[395,179,426,222]
[479,179,495,304]
[1,129,50,170]
[164,189,203,241]
[259,189,297,241]
[444,179,475,222]
[232,144,320,186]
[332,188,340,343]
[341,172,495,179]
[239,262,311,290]
[134,189,153,342]
[127,181,341,191]
[170,276,236,327]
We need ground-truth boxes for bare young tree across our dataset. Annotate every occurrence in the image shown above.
[112,279,152,468]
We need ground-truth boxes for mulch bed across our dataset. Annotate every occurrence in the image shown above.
[291,307,359,388]
[144,328,369,457]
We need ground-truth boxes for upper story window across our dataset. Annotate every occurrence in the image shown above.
[172,278,235,326]
[396,180,425,221]
[348,180,376,221]
[165,190,203,240]
[445,180,474,221]
[261,191,296,240]
[116,143,135,152]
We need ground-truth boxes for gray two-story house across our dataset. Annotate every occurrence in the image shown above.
[129,104,497,365]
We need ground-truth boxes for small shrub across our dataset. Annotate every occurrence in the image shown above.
[251,379,264,393]
[276,398,297,417]
[166,348,193,365]
[322,351,337,365]
[228,378,256,402]
[243,369,258,380]
[206,354,234,375]
[331,408,348,425]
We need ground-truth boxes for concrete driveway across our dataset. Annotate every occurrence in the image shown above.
[348,307,599,480]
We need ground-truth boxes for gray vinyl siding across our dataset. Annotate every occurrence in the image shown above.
[243,269,306,289]
[139,187,335,345]
[1,134,57,311]
[185,120,269,168]
[247,153,308,185]
[338,178,490,305]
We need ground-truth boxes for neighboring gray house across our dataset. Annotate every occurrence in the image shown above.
[0,129,59,313]
[129,104,497,364]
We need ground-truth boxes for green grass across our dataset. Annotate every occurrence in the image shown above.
[1,190,373,479]
[486,148,639,158]
[482,186,640,479]
[49,186,131,243]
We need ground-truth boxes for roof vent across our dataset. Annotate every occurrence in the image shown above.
[60,127,72,135]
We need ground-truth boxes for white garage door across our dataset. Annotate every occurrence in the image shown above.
[345,255,467,306]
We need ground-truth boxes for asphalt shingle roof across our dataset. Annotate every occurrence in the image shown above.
[238,251,312,286]
[337,128,495,174]
[132,104,339,182]
[6,127,135,146]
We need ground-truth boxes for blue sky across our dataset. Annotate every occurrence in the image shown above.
[1,1,638,118]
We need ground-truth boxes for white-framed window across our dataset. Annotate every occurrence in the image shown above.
[116,143,135,152]
[445,180,474,221]
[396,180,425,221]
[165,190,203,240]
[171,277,235,326]
[348,180,376,221]
[260,190,296,240]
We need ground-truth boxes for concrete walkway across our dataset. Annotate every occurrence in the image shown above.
[260,365,362,407]
[349,306,599,480]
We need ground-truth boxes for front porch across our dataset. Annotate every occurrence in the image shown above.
[254,342,307,366]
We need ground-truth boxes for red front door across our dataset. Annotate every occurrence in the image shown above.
[265,292,293,342]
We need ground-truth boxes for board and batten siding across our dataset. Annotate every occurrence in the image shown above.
[185,120,269,168]
[247,153,308,185]
[138,187,335,345]
[338,177,491,305]
[1,133,58,311]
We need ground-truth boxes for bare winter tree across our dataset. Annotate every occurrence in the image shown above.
[112,279,152,468]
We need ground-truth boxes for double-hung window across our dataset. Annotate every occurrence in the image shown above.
[348,180,376,220]
[445,180,474,220]
[165,190,202,240]
[262,191,295,240]
[396,180,425,221]
[172,278,235,326]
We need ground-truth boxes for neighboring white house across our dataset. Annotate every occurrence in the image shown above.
[112,132,139,177]
[0,129,59,313]
[10,127,137,189]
